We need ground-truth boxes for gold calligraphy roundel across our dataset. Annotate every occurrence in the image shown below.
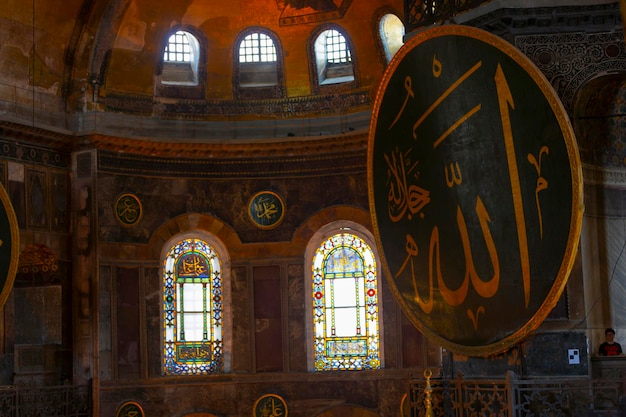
[114,193,143,227]
[248,191,285,230]
[253,393,288,417]
[368,25,583,356]
[0,182,19,310]
[115,401,144,417]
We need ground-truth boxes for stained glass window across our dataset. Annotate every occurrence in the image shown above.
[311,233,380,371]
[163,238,223,375]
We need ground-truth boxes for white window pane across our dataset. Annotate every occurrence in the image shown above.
[330,278,357,307]
[182,283,204,311]
[330,307,359,337]
[367,317,377,334]
[182,313,204,341]
[315,321,325,338]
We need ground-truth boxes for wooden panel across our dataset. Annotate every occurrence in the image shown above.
[115,267,140,379]
[401,312,424,368]
[253,265,282,372]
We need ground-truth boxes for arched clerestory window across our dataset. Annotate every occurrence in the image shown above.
[162,234,230,375]
[379,13,405,64]
[157,28,206,99]
[312,27,355,87]
[162,30,201,85]
[306,222,382,371]
[234,28,284,99]
[239,32,277,86]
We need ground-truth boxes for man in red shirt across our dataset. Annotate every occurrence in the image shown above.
[599,328,624,356]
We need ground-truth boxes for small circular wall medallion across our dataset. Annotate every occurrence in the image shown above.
[253,394,288,417]
[115,193,143,227]
[115,401,144,417]
[248,191,285,230]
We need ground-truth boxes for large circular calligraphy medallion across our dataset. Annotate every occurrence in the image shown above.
[0,182,19,310]
[368,25,583,355]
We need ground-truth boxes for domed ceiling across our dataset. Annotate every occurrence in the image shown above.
[0,0,405,142]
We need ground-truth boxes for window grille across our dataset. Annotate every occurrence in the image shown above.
[239,33,277,63]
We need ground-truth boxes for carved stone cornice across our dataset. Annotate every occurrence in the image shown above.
[93,131,368,179]
[582,164,626,188]
[102,89,372,120]
[88,130,367,158]
[515,31,626,112]
[463,2,622,40]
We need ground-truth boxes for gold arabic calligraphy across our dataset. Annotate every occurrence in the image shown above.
[387,54,550,331]
[116,195,140,224]
[180,255,207,276]
[255,197,279,220]
[258,397,285,417]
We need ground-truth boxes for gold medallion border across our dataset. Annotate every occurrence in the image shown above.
[114,193,144,228]
[253,394,288,417]
[367,24,584,356]
[115,401,145,417]
[400,393,410,417]
[248,191,286,230]
[0,182,19,310]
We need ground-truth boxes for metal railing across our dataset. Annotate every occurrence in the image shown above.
[409,373,626,416]
[0,375,624,416]
[0,384,90,417]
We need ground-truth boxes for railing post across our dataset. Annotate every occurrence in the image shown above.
[506,371,516,417]
[454,372,464,416]
[423,369,434,417]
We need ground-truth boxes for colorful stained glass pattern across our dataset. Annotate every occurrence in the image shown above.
[163,238,223,375]
[312,233,380,371]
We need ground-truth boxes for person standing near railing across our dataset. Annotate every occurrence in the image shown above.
[598,328,624,356]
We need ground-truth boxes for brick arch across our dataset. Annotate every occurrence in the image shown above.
[292,205,373,250]
[148,212,242,260]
